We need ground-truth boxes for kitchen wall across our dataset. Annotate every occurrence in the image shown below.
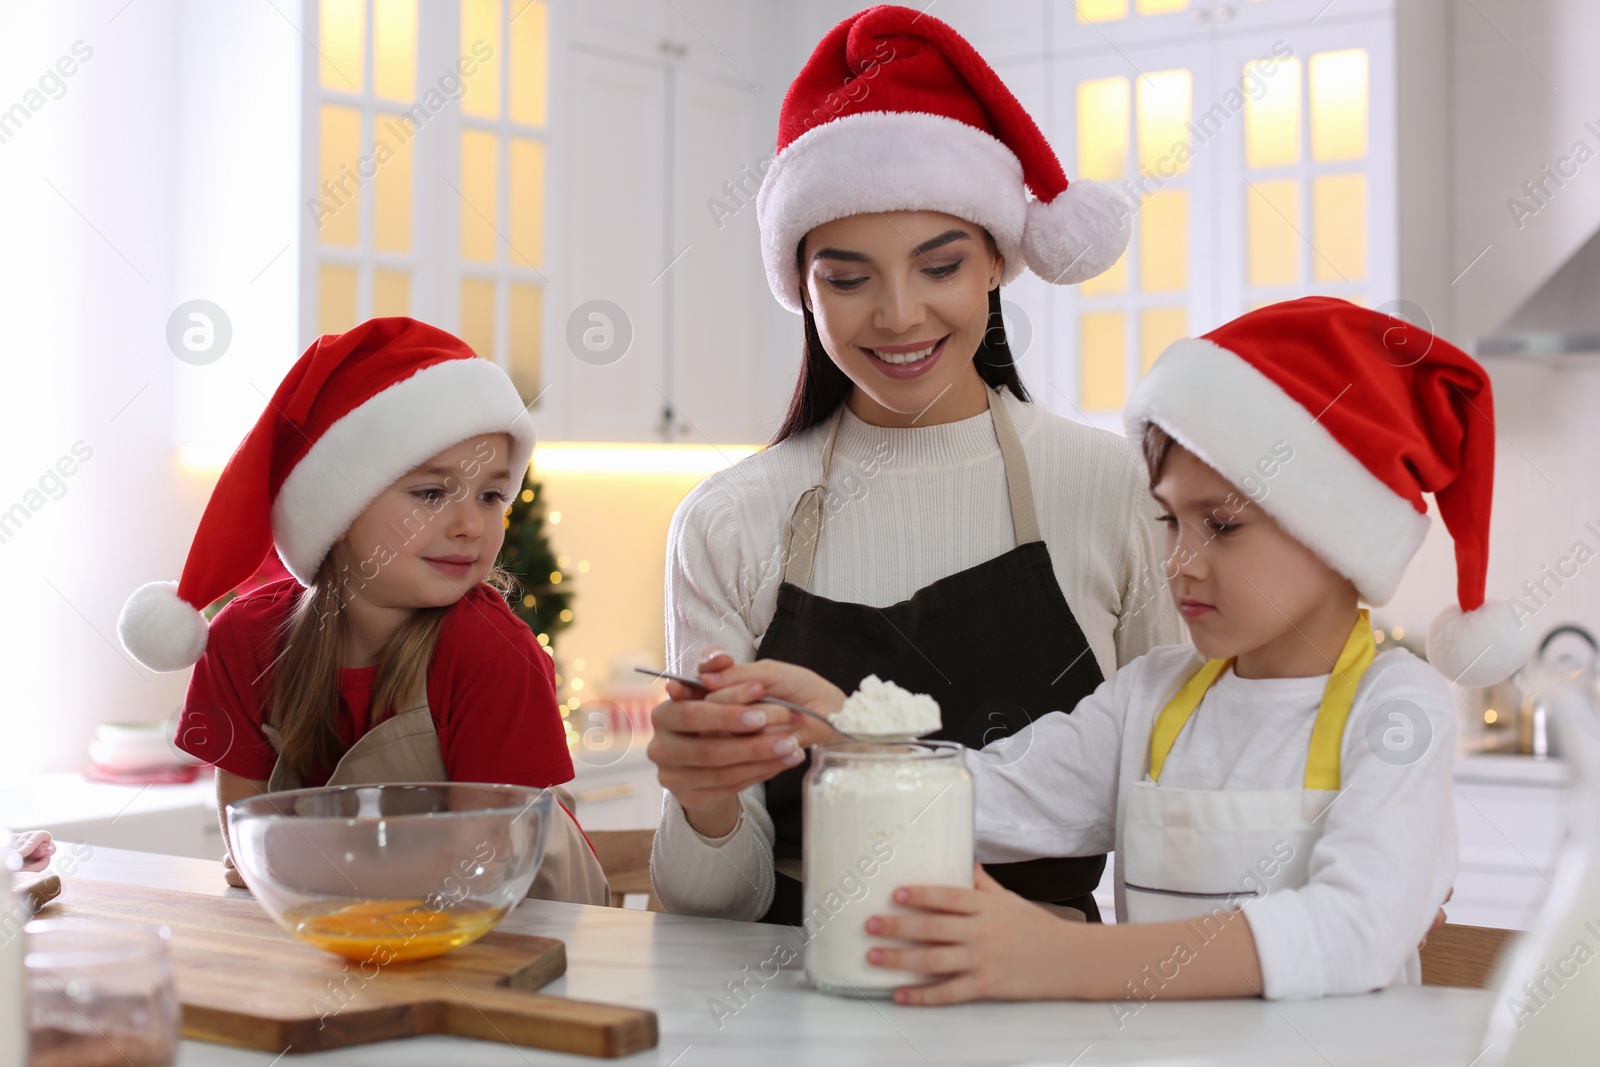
[0,0,301,777]
[1381,0,1600,651]
[532,446,758,704]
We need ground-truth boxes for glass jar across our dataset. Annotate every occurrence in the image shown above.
[802,740,973,997]
[25,918,179,1067]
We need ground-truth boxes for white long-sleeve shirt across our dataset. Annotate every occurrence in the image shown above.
[651,389,1186,920]
[973,643,1459,1000]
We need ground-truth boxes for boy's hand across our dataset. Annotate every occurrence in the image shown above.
[865,865,1077,1005]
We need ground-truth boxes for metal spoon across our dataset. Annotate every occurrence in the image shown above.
[633,666,876,742]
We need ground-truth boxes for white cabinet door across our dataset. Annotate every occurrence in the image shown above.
[569,0,668,59]
[662,0,768,82]
[562,47,672,441]
[667,65,773,444]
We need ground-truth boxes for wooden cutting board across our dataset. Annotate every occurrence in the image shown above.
[54,879,657,1058]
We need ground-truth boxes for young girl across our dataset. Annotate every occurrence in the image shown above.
[679,298,1531,1002]
[118,317,608,905]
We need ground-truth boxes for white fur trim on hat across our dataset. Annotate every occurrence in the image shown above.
[1021,179,1130,285]
[1124,337,1430,606]
[1427,600,1534,686]
[756,111,1029,313]
[118,580,210,672]
[272,358,536,584]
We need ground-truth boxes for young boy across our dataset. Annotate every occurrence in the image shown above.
[684,297,1530,1004]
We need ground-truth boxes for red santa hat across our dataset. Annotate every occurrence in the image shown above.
[756,4,1128,314]
[1125,297,1533,687]
[117,317,536,673]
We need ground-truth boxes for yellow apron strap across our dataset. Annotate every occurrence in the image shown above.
[1148,609,1376,789]
[1148,657,1233,782]
[1303,608,1376,791]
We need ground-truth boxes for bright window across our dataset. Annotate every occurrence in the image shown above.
[1075,67,1194,412]
[304,0,550,406]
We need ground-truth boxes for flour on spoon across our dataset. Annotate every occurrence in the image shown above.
[832,675,941,739]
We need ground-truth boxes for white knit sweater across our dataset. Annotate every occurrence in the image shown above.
[651,388,1187,920]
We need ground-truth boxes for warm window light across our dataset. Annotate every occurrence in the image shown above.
[1136,69,1191,176]
[177,442,237,472]
[1310,49,1369,161]
[1077,0,1127,21]
[1077,76,1130,183]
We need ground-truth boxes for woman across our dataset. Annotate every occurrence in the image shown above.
[647,5,1184,924]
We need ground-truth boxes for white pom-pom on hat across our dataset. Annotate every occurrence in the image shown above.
[1021,179,1131,286]
[1427,599,1535,688]
[117,580,210,673]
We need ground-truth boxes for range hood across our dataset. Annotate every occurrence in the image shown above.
[1478,225,1600,357]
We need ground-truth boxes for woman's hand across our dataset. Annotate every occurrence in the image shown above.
[864,865,1077,1005]
[647,649,846,838]
[701,657,848,733]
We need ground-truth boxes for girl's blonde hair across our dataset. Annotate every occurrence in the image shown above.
[268,551,514,780]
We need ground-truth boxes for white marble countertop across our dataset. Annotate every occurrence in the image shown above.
[47,846,1495,1067]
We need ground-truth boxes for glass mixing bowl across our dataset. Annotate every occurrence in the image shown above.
[226,783,554,962]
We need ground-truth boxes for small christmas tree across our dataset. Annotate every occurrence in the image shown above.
[499,470,574,647]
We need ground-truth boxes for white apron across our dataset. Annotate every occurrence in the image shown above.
[1120,611,1376,924]
[263,702,611,907]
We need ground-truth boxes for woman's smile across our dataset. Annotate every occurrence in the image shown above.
[862,334,949,378]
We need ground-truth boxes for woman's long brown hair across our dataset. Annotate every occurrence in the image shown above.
[267,553,513,780]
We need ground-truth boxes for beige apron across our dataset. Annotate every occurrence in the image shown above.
[263,703,611,907]
[1120,611,1376,924]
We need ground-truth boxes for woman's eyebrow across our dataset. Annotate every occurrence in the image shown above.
[811,229,972,264]
[909,230,971,256]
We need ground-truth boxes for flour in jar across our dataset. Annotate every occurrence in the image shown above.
[832,675,941,738]
[803,742,973,996]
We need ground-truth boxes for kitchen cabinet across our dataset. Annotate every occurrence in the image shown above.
[554,0,784,444]
[1449,754,1569,930]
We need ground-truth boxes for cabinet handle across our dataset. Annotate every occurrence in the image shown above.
[1214,5,1235,20]
[575,784,637,805]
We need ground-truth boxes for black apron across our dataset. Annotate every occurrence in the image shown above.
[755,387,1109,925]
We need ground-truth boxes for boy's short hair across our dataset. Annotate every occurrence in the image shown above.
[1141,423,1178,486]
